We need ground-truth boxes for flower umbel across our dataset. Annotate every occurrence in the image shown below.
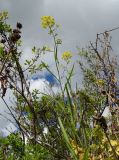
[62,51,72,61]
[41,16,55,29]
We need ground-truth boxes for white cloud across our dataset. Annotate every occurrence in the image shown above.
[30,78,48,93]
[29,78,59,96]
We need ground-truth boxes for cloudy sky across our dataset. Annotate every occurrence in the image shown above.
[0,0,119,133]
[1,0,119,50]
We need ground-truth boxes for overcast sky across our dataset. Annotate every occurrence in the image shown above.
[1,0,119,49]
[0,0,119,132]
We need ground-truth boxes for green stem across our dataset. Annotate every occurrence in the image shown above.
[49,27,64,98]
[105,131,118,160]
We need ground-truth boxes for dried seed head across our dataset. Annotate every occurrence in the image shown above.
[15,33,21,40]
[16,22,22,29]
[13,29,21,34]
[10,33,21,42]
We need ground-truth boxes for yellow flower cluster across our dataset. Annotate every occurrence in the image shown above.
[61,51,72,61]
[41,16,55,29]
[109,140,119,155]
[70,139,84,159]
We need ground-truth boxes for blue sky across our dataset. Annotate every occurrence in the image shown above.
[32,73,57,84]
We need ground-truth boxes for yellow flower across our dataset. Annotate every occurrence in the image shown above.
[62,51,72,61]
[70,139,84,158]
[109,140,119,155]
[116,146,119,155]
[41,16,55,29]
[110,140,118,146]
[96,79,105,86]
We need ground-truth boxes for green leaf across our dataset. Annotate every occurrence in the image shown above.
[32,46,36,53]
[58,117,78,160]
[0,47,4,57]
[83,148,89,160]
